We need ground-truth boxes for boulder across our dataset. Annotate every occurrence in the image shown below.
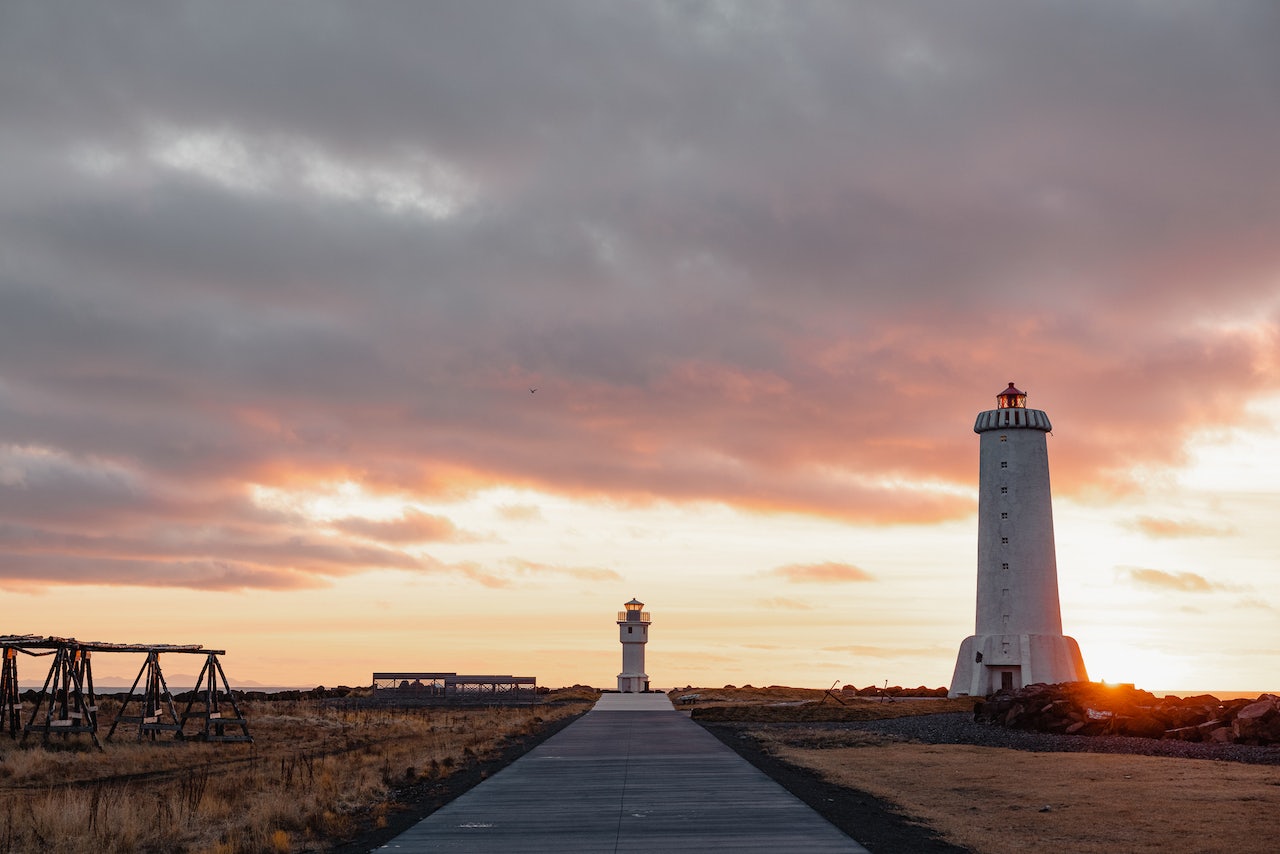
[1233,698,1279,742]
[972,684,1280,745]
[1196,719,1226,738]
[1163,725,1202,742]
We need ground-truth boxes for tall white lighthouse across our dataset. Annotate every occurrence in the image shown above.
[949,383,1088,697]
[616,598,651,692]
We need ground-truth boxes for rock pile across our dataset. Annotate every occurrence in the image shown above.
[974,682,1280,746]
[843,684,949,698]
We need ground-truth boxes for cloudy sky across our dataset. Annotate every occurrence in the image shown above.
[2,1,1278,691]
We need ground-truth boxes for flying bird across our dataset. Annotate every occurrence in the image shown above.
[530,388,537,393]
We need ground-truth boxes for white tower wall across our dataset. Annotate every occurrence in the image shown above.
[950,385,1088,697]
[975,414,1062,637]
[617,599,650,692]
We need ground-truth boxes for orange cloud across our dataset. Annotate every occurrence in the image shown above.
[1122,567,1232,593]
[1128,516,1234,538]
[820,644,949,659]
[756,597,813,610]
[506,558,622,582]
[768,562,874,583]
[331,508,472,543]
[496,503,542,521]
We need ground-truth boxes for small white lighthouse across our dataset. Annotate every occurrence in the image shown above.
[616,598,651,692]
[949,383,1089,697]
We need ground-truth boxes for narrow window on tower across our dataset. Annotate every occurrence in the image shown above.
[1001,461,1008,468]
[628,627,633,634]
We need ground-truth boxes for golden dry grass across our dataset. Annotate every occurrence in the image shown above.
[754,730,1280,854]
[0,695,594,853]
[672,685,972,722]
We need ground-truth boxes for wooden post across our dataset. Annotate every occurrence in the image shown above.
[177,653,253,743]
[0,649,20,738]
[105,651,184,742]
[22,643,101,749]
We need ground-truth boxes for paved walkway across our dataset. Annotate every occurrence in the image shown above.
[380,692,868,852]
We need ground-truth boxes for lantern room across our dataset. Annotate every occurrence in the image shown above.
[996,382,1027,409]
[620,598,647,622]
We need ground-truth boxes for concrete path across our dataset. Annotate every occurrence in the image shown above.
[379,692,868,852]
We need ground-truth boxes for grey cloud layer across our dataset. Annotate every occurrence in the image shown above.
[2,2,1279,588]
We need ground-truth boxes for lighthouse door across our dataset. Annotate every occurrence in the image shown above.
[988,666,1019,694]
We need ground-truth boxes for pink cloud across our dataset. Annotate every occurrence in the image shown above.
[331,508,472,543]
[769,562,875,583]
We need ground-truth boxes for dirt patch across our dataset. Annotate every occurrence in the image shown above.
[699,722,968,854]
[763,738,1280,854]
[706,716,1280,854]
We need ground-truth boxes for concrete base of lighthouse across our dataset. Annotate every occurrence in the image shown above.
[949,633,1088,697]
[617,673,649,693]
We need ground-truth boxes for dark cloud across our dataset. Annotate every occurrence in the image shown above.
[2,2,1280,588]
[0,552,320,592]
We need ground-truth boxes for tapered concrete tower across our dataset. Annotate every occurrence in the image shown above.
[949,383,1088,697]
[616,598,651,692]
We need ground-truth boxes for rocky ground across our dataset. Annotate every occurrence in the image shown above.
[833,710,1280,764]
[972,682,1280,746]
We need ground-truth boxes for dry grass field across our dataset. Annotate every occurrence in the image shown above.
[672,685,972,722]
[759,732,1280,854]
[676,687,1280,854]
[0,691,595,853]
